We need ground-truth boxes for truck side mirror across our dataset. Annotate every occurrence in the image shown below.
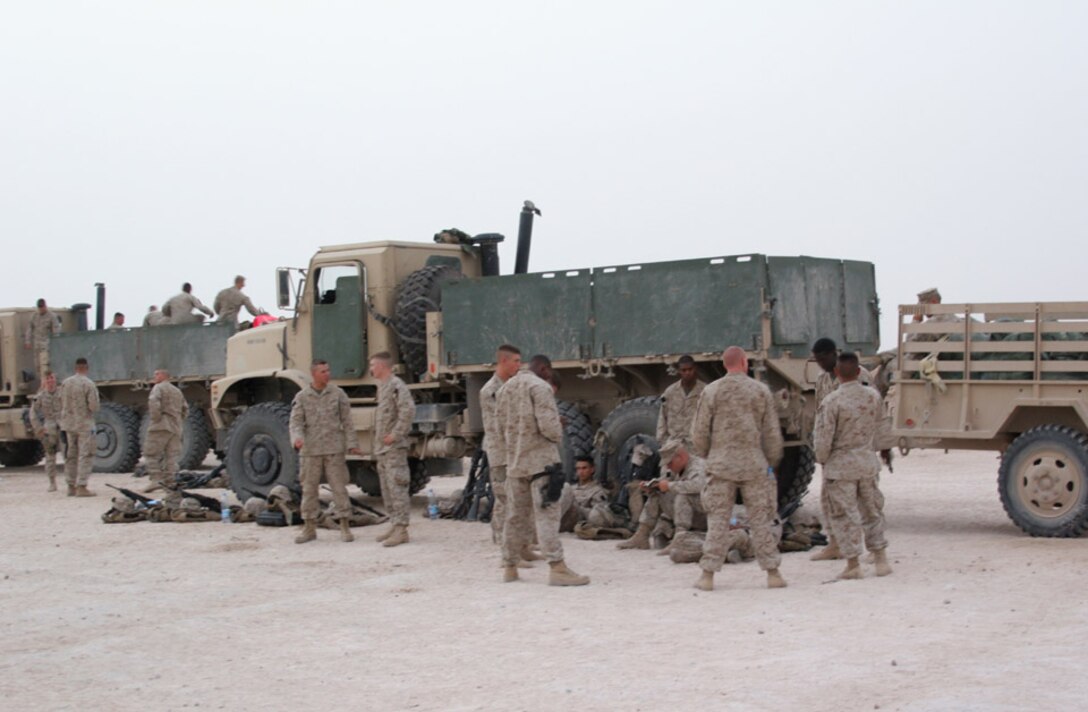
[276,268,292,309]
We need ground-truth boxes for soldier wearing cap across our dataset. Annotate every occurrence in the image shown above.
[24,298,60,377]
[617,437,707,552]
[214,275,265,325]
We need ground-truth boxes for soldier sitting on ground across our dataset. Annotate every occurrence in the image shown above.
[558,456,616,532]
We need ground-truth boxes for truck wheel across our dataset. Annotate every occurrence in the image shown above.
[225,402,298,498]
[595,396,661,492]
[558,400,594,482]
[999,425,1088,537]
[775,445,816,518]
[0,440,44,467]
[354,457,430,496]
[394,264,461,381]
[409,457,430,496]
[93,402,142,473]
[140,406,214,471]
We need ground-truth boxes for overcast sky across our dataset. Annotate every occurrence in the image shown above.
[2,2,1084,351]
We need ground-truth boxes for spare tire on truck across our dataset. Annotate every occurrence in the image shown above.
[394,264,462,382]
[225,402,298,499]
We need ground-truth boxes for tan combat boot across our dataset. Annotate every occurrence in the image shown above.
[767,568,788,588]
[694,570,714,591]
[838,557,863,580]
[520,547,543,561]
[339,519,355,543]
[617,523,652,550]
[873,549,893,577]
[548,561,589,586]
[382,525,409,548]
[374,526,394,543]
[67,484,76,497]
[811,539,841,561]
[75,486,97,497]
[47,476,57,492]
[294,520,317,544]
[502,565,520,583]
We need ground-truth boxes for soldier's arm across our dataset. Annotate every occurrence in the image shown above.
[812,400,834,464]
[655,393,668,442]
[194,296,214,317]
[492,392,508,462]
[213,293,225,315]
[691,394,711,459]
[391,382,415,440]
[242,294,261,317]
[761,388,784,468]
[339,390,360,451]
[288,393,306,446]
[532,382,564,443]
[148,386,163,423]
[87,383,100,414]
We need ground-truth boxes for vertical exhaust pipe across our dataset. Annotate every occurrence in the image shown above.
[95,283,105,330]
[514,200,541,275]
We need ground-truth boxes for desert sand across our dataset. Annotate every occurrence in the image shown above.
[1,448,1086,711]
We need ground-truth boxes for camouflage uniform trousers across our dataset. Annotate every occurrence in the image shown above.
[299,454,352,522]
[144,430,181,488]
[558,487,618,533]
[672,492,707,535]
[823,477,888,560]
[489,464,507,543]
[377,448,411,527]
[40,429,61,480]
[638,489,676,529]
[63,430,95,487]
[502,475,564,566]
[33,346,51,378]
[699,476,781,573]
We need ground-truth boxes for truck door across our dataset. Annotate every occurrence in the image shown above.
[311,263,367,379]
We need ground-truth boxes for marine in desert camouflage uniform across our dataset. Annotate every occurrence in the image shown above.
[60,357,99,497]
[656,354,706,448]
[290,360,361,544]
[213,275,264,325]
[143,369,189,493]
[495,354,589,586]
[31,372,63,491]
[691,346,786,591]
[163,283,214,324]
[24,298,60,377]
[370,351,415,548]
[481,345,522,544]
[559,456,616,532]
[813,352,893,580]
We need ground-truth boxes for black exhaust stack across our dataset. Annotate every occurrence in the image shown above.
[95,283,105,330]
[471,233,505,277]
[514,200,541,275]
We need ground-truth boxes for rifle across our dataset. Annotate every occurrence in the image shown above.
[178,489,224,512]
[321,484,387,519]
[107,483,157,506]
[175,463,226,489]
[454,448,490,521]
[241,488,268,501]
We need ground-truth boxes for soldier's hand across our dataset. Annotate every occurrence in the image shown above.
[348,447,362,456]
[657,480,670,493]
[382,434,395,446]
[293,438,303,450]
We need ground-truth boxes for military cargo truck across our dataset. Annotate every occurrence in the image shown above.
[0,307,83,466]
[893,301,1088,537]
[212,213,882,515]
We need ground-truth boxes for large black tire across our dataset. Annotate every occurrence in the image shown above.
[355,457,431,497]
[558,400,595,483]
[93,402,142,473]
[775,445,816,518]
[140,405,214,471]
[998,425,1088,537]
[0,440,44,467]
[595,396,661,491]
[393,264,461,381]
[225,402,298,499]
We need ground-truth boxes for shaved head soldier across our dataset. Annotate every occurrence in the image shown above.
[370,351,416,548]
[143,369,189,493]
[60,357,99,497]
[691,346,786,591]
[214,275,265,326]
[481,344,522,545]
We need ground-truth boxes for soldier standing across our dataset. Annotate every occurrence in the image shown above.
[370,351,415,548]
[143,369,189,493]
[481,344,521,544]
[656,354,706,447]
[290,360,361,544]
[813,352,893,579]
[30,372,62,492]
[691,346,786,591]
[496,354,589,586]
[60,357,99,497]
[163,283,214,324]
[214,275,264,325]
[24,298,60,377]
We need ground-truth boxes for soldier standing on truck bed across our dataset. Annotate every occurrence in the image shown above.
[909,287,962,343]
[142,369,189,493]
[31,372,62,492]
[495,354,589,586]
[370,351,415,548]
[60,357,99,497]
[290,360,361,544]
[481,344,521,545]
[24,298,60,377]
[691,346,786,591]
[812,352,893,580]
[213,275,264,325]
[163,283,214,324]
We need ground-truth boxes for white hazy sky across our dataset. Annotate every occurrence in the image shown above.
[2,1,1085,351]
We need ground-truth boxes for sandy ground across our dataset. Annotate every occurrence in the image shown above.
[1,450,1086,712]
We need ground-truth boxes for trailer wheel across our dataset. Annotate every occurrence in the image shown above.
[595,396,661,492]
[140,406,214,471]
[775,445,816,519]
[999,425,1088,537]
[394,264,462,381]
[93,402,142,473]
[0,440,44,467]
[225,402,298,498]
[558,400,595,482]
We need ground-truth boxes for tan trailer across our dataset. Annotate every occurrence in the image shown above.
[894,301,1088,536]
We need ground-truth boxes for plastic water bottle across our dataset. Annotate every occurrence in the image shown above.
[427,488,439,520]
[220,491,231,523]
